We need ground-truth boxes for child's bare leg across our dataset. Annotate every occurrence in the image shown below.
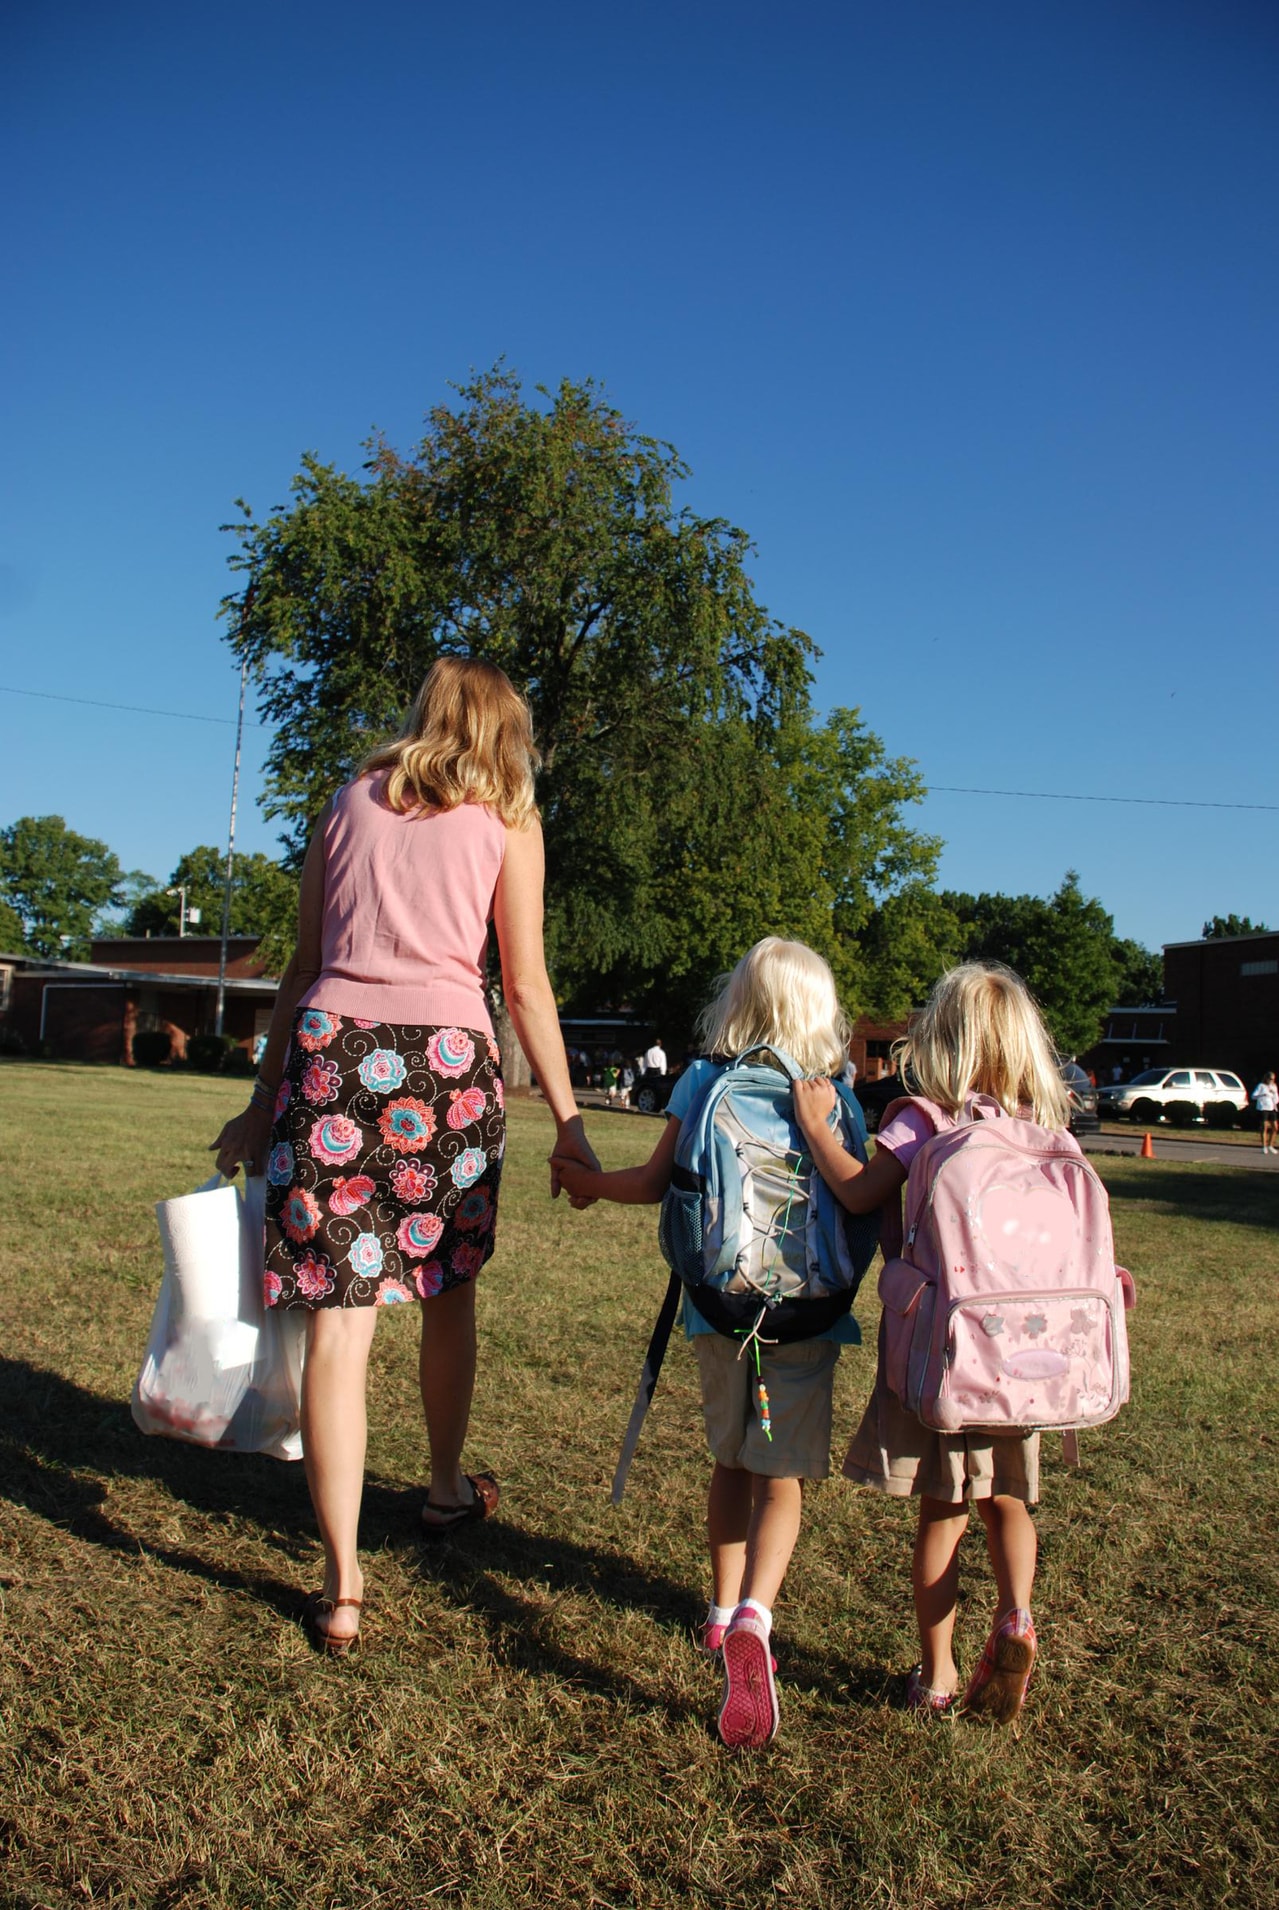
[975,1493,1037,1616]
[913,1495,968,1691]
[739,1475,804,1612]
[707,1461,752,1609]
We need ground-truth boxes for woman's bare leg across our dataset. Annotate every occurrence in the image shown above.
[301,1306,379,1639]
[419,1278,479,1507]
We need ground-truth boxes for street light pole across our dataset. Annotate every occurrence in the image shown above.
[214,591,253,1038]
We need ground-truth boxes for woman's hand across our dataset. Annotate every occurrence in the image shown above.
[550,1152,598,1203]
[548,1115,600,1207]
[211,1102,273,1180]
[792,1075,837,1141]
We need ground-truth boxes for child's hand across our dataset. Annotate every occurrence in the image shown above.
[793,1075,837,1137]
[550,1152,597,1206]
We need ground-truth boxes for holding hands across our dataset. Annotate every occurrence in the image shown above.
[549,1115,601,1207]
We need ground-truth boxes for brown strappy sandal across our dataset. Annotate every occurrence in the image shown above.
[420,1470,499,1537]
[302,1592,363,1658]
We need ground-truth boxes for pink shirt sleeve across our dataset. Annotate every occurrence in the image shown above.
[874,1103,936,1170]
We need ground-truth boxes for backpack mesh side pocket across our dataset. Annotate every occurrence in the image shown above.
[658,1175,705,1284]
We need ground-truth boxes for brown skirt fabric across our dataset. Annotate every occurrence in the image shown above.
[263,1007,504,1309]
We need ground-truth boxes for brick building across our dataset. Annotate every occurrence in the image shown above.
[0,936,278,1064]
[1160,930,1279,1087]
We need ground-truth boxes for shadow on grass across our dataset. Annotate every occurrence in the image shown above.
[1102,1162,1279,1230]
[0,1357,881,1715]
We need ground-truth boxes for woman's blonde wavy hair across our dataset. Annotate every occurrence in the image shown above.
[893,962,1069,1128]
[359,657,540,827]
[698,937,851,1077]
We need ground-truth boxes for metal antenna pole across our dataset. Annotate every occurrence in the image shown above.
[214,593,253,1036]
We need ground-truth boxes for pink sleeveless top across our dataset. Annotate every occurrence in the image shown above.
[299,773,506,1035]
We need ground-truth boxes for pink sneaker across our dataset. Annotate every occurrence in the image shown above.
[701,1619,777,1669]
[962,1608,1037,1725]
[718,1611,779,1749]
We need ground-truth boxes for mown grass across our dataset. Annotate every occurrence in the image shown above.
[1,1060,1277,1909]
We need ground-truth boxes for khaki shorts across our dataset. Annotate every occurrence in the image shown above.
[843,1365,1040,1505]
[694,1333,840,1480]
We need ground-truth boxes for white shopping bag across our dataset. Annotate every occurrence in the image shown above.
[132,1174,306,1461]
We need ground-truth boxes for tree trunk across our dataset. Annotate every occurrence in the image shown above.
[492,995,531,1089]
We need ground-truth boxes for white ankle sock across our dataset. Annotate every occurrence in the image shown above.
[707,1603,735,1630]
[734,1598,773,1634]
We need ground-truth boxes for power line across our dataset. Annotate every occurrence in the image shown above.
[0,683,265,728]
[1,682,1274,811]
[930,784,1279,813]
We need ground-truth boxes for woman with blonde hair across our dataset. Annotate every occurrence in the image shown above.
[213,657,596,1654]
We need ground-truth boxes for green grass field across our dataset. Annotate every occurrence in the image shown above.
[2,1061,1277,1909]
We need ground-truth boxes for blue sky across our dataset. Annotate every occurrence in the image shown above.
[2,0,1275,953]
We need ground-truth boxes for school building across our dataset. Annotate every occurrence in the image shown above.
[1082,929,1279,1087]
[0,936,278,1065]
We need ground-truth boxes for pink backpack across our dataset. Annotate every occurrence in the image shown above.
[878,1095,1135,1437]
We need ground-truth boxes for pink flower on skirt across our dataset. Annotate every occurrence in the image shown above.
[376,1278,414,1305]
[309,1114,363,1166]
[391,1160,436,1203]
[263,1269,284,1307]
[446,1086,487,1129]
[294,1250,335,1301]
[378,1096,436,1153]
[329,1174,375,1216]
[397,1212,444,1258]
[281,1185,322,1244]
[450,1242,486,1282]
[301,1056,341,1106]
[426,1028,475,1077]
[415,1260,444,1299]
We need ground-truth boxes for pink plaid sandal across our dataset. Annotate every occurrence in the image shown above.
[905,1667,956,1716]
[961,1608,1037,1725]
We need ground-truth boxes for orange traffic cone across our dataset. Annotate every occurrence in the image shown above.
[1140,1132,1155,1160]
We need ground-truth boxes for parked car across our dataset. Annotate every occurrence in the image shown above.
[632,1065,681,1114]
[1097,1067,1248,1129]
[1061,1062,1100,1136]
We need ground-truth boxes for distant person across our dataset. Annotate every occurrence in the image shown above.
[212,658,597,1655]
[644,1036,668,1075]
[1111,1065,1123,1084]
[618,1062,634,1107]
[1252,1071,1279,1153]
[552,938,865,1751]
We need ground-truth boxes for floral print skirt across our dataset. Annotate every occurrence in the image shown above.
[263,1008,504,1309]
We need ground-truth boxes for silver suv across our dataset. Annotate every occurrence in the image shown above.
[1098,1067,1248,1129]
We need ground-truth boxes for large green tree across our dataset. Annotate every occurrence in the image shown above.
[118,846,297,953]
[944,871,1118,1055]
[0,815,126,959]
[1112,937,1164,1007]
[224,368,939,1030]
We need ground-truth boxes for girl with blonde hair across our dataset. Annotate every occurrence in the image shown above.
[793,961,1068,1725]
[214,656,596,1654]
[554,936,862,1751]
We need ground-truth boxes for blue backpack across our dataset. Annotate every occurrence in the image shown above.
[612,1047,879,1501]
[658,1046,880,1343]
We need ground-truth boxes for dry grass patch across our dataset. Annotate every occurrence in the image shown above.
[1,1062,1277,1908]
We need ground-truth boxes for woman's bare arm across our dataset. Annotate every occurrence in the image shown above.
[493,819,599,1191]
